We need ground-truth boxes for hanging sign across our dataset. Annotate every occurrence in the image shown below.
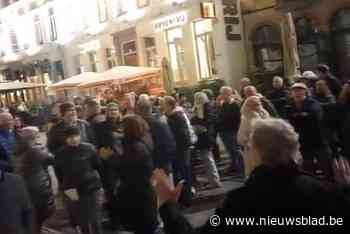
[153,11,188,32]
[222,0,242,41]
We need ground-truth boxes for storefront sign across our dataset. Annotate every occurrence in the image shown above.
[153,11,188,32]
[222,0,241,41]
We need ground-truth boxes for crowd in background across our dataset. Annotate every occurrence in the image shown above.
[0,63,350,234]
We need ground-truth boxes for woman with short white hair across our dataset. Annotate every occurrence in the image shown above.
[238,96,270,176]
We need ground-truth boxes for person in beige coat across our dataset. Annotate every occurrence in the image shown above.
[238,96,270,177]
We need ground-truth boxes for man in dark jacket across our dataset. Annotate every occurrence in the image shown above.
[283,83,332,178]
[267,76,289,115]
[94,102,123,231]
[217,86,244,174]
[47,102,95,155]
[317,64,342,97]
[0,112,15,172]
[55,126,103,234]
[153,119,350,234]
[137,96,176,173]
[164,96,192,206]
[0,169,34,234]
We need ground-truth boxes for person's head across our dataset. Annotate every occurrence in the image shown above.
[136,96,153,118]
[85,100,100,118]
[243,85,258,98]
[17,126,40,146]
[241,96,261,115]
[339,83,350,104]
[194,92,209,107]
[220,86,233,102]
[0,112,14,131]
[272,76,284,89]
[73,97,83,106]
[248,119,300,169]
[291,83,308,103]
[240,78,251,89]
[75,105,84,119]
[302,71,318,85]
[123,115,149,140]
[315,80,331,96]
[106,102,120,120]
[316,64,330,79]
[64,126,81,147]
[60,102,77,124]
[163,96,177,115]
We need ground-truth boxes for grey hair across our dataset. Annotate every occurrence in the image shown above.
[250,119,300,166]
[273,76,283,82]
[220,86,233,95]
[136,95,152,117]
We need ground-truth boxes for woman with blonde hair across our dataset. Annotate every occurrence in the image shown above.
[238,96,270,176]
[191,92,221,187]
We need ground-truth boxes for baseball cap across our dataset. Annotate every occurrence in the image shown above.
[291,83,308,90]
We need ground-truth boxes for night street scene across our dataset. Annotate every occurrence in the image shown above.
[0,0,350,234]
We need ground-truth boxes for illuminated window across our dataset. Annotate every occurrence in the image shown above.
[121,41,138,66]
[253,25,283,72]
[200,2,216,19]
[106,48,116,69]
[88,52,98,72]
[97,0,108,22]
[34,15,44,45]
[144,37,158,67]
[48,8,57,41]
[166,27,186,81]
[194,19,216,79]
[137,0,149,8]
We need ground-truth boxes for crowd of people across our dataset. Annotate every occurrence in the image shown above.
[0,63,350,234]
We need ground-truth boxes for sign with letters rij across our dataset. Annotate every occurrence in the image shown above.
[222,0,242,41]
[153,11,188,32]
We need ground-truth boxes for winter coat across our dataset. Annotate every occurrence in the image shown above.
[191,102,216,149]
[0,170,34,234]
[267,88,289,115]
[47,119,95,155]
[54,143,102,195]
[117,136,158,234]
[144,115,176,172]
[0,129,16,172]
[283,97,327,151]
[159,162,350,234]
[314,94,336,105]
[167,110,192,153]
[335,103,350,159]
[15,144,55,215]
[217,101,241,133]
[323,74,342,97]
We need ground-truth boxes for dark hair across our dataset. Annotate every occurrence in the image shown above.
[63,126,80,139]
[60,102,75,116]
[123,115,149,140]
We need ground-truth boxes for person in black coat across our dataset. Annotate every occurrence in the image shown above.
[15,127,55,234]
[0,169,34,234]
[317,64,342,97]
[283,83,332,178]
[267,76,289,116]
[152,119,350,234]
[136,96,176,174]
[191,92,221,187]
[55,126,103,234]
[164,96,193,207]
[94,102,123,230]
[117,115,159,234]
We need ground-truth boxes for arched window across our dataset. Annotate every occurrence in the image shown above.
[295,17,319,71]
[331,8,350,79]
[253,25,283,72]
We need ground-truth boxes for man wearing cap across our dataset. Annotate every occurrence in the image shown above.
[47,102,95,156]
[94,102,123,230]
[283,82,332,178]
[316,64,342,97]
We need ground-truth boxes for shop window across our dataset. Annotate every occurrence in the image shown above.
[167,27,186,81]
[144,37,158,67]
[97,0,108,22]
[295,17,319,71]
[106,48,116,69]
[34,15,44,45]
[331,8,350,79]
[253,25,283,72]
[122,41,138,66]
[194,19,216,80]
[88,51,98,72]
[48,8,57,41]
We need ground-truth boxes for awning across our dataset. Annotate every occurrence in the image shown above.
[0,82,45,92]
[49,72,102,90]
[78,66,161,89]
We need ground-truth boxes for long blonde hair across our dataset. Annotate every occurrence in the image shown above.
[193,92,209,119]
[241,96,270,119]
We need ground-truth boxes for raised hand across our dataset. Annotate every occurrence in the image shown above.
[333,157,350,186]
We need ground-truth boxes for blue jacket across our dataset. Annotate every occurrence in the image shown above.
[0,129,16,172]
